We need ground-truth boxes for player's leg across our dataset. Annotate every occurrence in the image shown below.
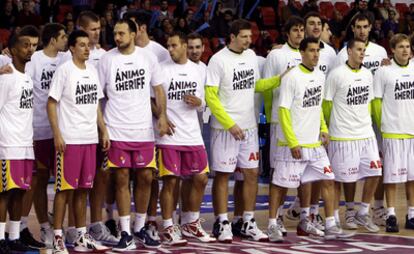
[231,172,244,237]
[405,181,414,230]
[310,181,324,231]
[104,172,117,236]
[0,189,9,253]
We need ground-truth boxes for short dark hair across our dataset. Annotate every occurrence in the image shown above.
[187,33,203,42]
[229,19,251,37]
[299,36,319,51]
[351,13,371,26]
[42,23,66,46]
[116,18,138,34]
[284,16,305,34]
[8,34,20,50]
[304,12,321,24]
[347,38,366,50]
[123,10,151,29]
[321,18,329,28]
[169,31,187,44]
[19,25,40,38]
[68,30,89,48]
[78,11,100,28]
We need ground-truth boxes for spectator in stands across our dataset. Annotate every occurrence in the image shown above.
[383,10,399,35]
[0,0,18,29]
[214,9,233,39]
[16,0,43,27]
[321,18,333,46]
[281,0,301,26]
[372,18,385,43]
[301,0,319,17]
[175,17,191,34]
[103,10,115,48]
[65,19,75,34]
[379,0,399,21]
[329,9,344,38]
[159,0,172,21]
[342,0,375,42]
[72,0,92,20]
[141,0,153,16]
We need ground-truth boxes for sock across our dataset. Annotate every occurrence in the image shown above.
[9,220,20,241]
[408,206,414,219]
[218,213,228,222]
[172,211,178,224]
[76,227,87,237]
[181,212,189,225]
[268,218,277,228]
[277,205,284,217]
[119,215,131,235]
[387,207,396,217]
[310,204,319,215]
[90,221,100,228]
[325,216,336,229]
[67,226,75,232]
[54,229,63,237]
[40,222,51,230]
[188,211,199,223]
[300,207,310,220]
[345,202,355,210]
[163,219,173,229]
[106,203,114,220]
[0,222,5,240]
[232,216,242,224]
[292,196,300,208]
[334,209,340,224]
[148,216,157,222]
[374,200,384,209]
[243,211,254,222]
[20,216,28,230]
[359,202,370,215]
[134,213,146,233]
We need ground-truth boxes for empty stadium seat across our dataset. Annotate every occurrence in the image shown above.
[262,7,276,28]
[319,1,334,19]
[395,3,409,16]
[334,2,350,16]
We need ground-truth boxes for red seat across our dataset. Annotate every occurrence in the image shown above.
[56,5,73,23]
[319,1,334,19]
[334,2,350,16]
[294,1,302,10]
[395,3,409,16]
[0,29,11,48]
[268,29,279,42]
[250,22,260,43]
[262,7,275,27]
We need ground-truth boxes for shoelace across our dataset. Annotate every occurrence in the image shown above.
[193,219,208,236]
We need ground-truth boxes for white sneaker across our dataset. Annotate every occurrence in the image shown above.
[64,227,78,247]
[325,225,356,240]
[161,225,187,246]
[355,213,380,233]
[310,214,325,231]
[372,206,387,226]
[286,203,301,221]
[241,218,269,242]
[74,233,110,252]
[89,222,120,246]
[267,224,283,242]
[297,218,324,237]
[181,219,216,243]
[53,235,68,254]
[345,209,358,229]
[277,216,287,236]
[41,226,54,249]
[212,220,233,243]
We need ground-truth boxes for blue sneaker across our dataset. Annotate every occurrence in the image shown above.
[112,231,136,252]
[134,226,161,249]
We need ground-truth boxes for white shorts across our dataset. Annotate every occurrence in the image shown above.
[373,124,383,154]
[234,168,244,181]
[272,146,334,188]
[328,138,382,183]
[383,138,414,184]
[210,128,259,173]
[269,123,278,169]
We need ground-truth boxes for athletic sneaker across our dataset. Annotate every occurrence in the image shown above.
[372,206,386,226]
[181,219,216,243]
[74,233,110,252]
[105,219,119,237]
[325,225,355,240]
[345,209,358,229]
[212,219,233,243]
[41,226,54,248]
[355,213,380,233]
[65,227,77,247]
[134,225,161,248]
[286,204,301,221]
[297,218,324,237]
[231,218,243,237]
[241,218,268,242]
[277,216,287,236]
[405,215,414,230]
[145,220,161,241]
[161,225,187,246]
[0,239,10,254]
[89,222,120,246]
[8,239,34,252]
[267,224,283,243]
[20,228,46,249]
[310,214,325,231]
[113,231,136,252]
[386,215,399,233]
[53,235,68,254]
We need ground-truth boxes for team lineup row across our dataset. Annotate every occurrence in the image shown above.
[0,9,414,254]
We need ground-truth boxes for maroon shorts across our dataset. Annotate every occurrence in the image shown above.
[0,159,33,192]
[108,141,156,169]
[34,139,55,172]
[157,145,209,177]
[54,144,97,192]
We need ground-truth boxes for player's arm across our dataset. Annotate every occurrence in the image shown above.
[47,97,65,152]
[153,85,173,136]
[320,110,329,145]
[97,102,110,152]
[0,64,12,75]
[255,75,281,92]
[279,107,301,159]
[371,98,382,130]
[322,100,333,126]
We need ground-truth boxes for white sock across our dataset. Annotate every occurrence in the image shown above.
[188,211,199,223]
[0,222,5,240]
[134,213,146,233]
[9,220,20,240]
[232,215,242,224]
[300,207,310,220]
[408,206,414,219]
[325,216,336,228]
[148,216,157,222]
[218,213,228,222]
[387,207,396,217]
[277,205,284,217]
[172,210,178,224]
[243,211,254,222]
[76,227,87,237]
[106,203,114,220]
[163,219,173,229]
[40,222,51,230]
[20,216,28,230]
[119,215,131,235]
[334,209,340,224]
[181,212,189,225]
[268,218,277,228]
[345,202,354,210]
[374,200,384,209]
[310,204,319,215]
[54,229,63,237]
[90,221,100,228]
[359,202,370,215]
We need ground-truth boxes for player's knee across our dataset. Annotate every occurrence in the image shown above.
[137,168,154,186]
[242,168,259,182]
[193,173,208,189]
[161,176,177,192]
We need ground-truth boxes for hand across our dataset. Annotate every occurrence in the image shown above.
[184,94,202,107]
[100,131,111,152]
[158,114,171,136]
[54,134,66,153]
[291,146,301,160]
[167,119,176,135]
[320,132,329,146]
[229,124,245,141]
[0,65,12,75]
[381,58,391,66]
[2,48,11,58]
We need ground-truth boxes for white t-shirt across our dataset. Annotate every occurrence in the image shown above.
[206,47,260,130]
[263,43,302,124]
[335,41,387,75]
[325,64,374,139]
[277,65,325,145]
[49,60,103,144]
[98,46,163,142]
[156,59,205,146]
[193,60,211,124]
[318,41,337,75]
[143,40,170,63]
[0,64,34,159]
[88,47,106,69]
[374,60,414,135]
[26,50,68,140]
[255,55,266,122]
[0,55,11,67]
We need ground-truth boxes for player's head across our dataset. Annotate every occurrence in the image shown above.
[320,18,332,44]
[68,30,90,63]
[114,18,137,50]
[19,25,40,54]
[187,33,204,63]
[390,33,411,65]
[42,23,67,51]
[9,33,35,63]
[167,31,187,63]
[304,12,322,39]
[78,11,101,46]
[229,19,252,52]
[299,37,320,68]
[347,38,366,66]
[285,16,305,47]
[124,10,151,38]
[351,13,371,42]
